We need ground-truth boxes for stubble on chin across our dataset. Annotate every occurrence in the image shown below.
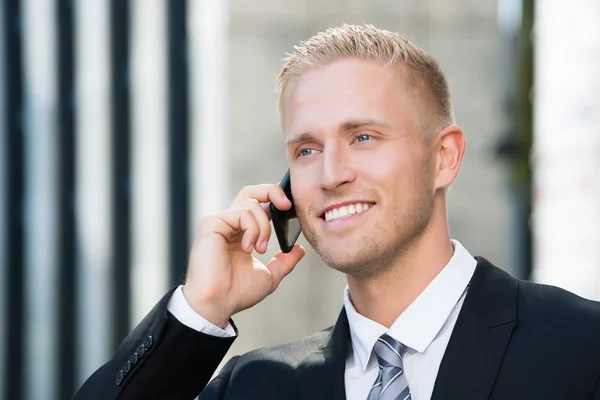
[301,198,434,280]
[316,232,408,279]
[299,217,401,279]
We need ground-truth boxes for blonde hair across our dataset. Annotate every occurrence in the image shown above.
[275,24,455,137]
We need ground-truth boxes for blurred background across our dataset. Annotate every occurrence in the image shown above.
[1,0,599,399]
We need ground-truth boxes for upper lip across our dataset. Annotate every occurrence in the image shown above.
[320,200,375,216]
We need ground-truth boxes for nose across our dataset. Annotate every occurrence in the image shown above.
[320,144,355,191]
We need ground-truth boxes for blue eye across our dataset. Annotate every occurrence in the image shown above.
[299,148,314,157]
[356,133,372,142]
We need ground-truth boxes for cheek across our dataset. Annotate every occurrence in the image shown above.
[290,172,317,211]
[358,147,406,181]
[361,147,426,196]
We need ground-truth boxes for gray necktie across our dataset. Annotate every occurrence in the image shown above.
[367,333,411,400]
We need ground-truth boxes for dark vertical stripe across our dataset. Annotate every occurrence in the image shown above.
[516,0,534,279]
[111,0,131,348]
[56,0,77,397]
[167,0,189,287]
[2,1,25,399]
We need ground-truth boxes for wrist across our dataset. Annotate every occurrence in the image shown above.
[181,285,232,328]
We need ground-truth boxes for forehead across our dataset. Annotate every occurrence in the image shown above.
[283,59,418,137]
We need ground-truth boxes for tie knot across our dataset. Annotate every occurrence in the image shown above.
[373,333,405,369]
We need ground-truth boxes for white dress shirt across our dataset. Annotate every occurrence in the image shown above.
[167,240,477,399]
[167,285,236,337]
[343,240,476,400]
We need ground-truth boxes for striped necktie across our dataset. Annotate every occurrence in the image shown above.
[367,333,411,400]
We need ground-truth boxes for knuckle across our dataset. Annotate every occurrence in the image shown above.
[232,186,251,203]
[241,209,257,226]
[238,186,250,197]
[195,215,228,240]
[240,185,257,196]
[246,198,260,207]
[241,206,253,216]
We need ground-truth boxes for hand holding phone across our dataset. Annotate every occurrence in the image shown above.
[270,169,303,253]
[182,178,305,328]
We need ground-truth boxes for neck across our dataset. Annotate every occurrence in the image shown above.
[345,199,454,328]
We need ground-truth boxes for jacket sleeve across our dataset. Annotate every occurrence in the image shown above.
[198,355,241,399]
[72,287,237,400]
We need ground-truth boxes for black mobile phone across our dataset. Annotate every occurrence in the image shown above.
[270,169,302,253]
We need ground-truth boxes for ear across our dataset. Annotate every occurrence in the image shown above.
[433,124,466,190]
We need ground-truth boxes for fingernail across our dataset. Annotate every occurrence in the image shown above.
[282,195,290,203]
[261,241,268,251]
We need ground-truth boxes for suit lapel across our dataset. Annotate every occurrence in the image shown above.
[297,308,350,400]
[431,257,518,400]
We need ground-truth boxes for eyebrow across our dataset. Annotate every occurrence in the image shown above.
[285,118,390,146]
[340,118,390,131]
[285,132,316,147]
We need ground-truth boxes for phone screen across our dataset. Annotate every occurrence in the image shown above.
[270,169,302,253]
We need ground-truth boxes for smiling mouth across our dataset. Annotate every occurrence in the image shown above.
[322,202,374,222]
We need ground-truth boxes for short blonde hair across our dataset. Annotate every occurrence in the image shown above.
[275,24,455,137]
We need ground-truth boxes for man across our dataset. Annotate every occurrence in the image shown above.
[74,24,600,400]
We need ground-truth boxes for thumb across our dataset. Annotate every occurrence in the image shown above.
[265,245,306,291]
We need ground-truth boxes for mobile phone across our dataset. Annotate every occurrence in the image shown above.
[270,169,302,253]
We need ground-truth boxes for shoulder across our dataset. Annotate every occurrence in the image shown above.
[516,278,600,336]
[512,279,600,380]
[234,326,333,369]
[213,326,333,397]
[474,256,600,329]
[518,278,600,317]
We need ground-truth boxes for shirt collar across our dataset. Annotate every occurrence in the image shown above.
[343,239,477,371]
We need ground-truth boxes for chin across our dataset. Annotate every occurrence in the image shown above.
[315,242,388,278]
[312,226,424,279]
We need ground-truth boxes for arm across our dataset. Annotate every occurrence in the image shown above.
[72,287,237,400]
[119,312,236,399]
[198,355,241,399]
[74,183,304,399]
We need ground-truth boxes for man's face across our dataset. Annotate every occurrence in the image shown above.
[284,59,437,278]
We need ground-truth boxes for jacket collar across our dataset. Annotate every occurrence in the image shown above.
[296,257,518,400]
[430,257,518,399]
[297,308,350,400]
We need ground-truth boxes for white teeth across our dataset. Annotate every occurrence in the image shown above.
[324,203,373,222]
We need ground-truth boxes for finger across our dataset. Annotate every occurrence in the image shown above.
[243,199,272,254]
[218,208,261,254]
[261,202,272,219]
[265,245,306,292]
[233,184,292,212]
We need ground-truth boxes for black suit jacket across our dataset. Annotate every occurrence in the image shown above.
[74,257,600,399]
